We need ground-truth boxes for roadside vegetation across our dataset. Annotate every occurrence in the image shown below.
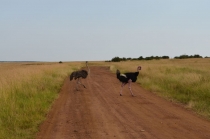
[1,58,210,138]
[0,62,82,139]
[108,58,210,119]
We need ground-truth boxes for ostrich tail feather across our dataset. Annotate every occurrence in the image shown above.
[70,72,74,81]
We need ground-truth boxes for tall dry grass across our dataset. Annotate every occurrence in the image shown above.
[1,59,210,139]
[108,58,210,118]
[0,62,84,139]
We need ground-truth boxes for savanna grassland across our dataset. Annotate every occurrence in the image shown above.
[0,62,83,139]
[0,58,210,139]
[108,58,210,118]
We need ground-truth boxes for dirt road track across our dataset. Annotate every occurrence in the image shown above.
[36,66,210,139]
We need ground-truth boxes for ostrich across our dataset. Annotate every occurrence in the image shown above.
[116,66,141,96]
[70,61,90,90]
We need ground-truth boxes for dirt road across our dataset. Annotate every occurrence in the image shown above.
[37,66,210,139]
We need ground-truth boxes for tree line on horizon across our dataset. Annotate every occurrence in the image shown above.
[107,54,209,62]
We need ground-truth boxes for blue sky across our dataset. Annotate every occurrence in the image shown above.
[1,0,210,61]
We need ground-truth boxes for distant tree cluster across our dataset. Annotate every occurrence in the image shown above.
[106,54,210,62]
[174,54,203,59]
[107,56,170,62]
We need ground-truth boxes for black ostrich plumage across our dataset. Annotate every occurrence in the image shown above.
[116,66,141,96]
[116,70,139,83]
[70,70,88,81]
[69,61,90,90]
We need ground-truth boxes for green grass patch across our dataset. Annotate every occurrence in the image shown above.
[0,64,72,139]
[109,59,210,119]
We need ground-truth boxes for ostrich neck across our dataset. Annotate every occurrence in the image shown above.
[86,63,90,74]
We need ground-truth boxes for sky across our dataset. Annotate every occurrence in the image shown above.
[0,0,210,61]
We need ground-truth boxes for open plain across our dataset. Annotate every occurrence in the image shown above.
[36,66,210,139]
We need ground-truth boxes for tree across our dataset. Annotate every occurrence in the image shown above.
[138,56,144,60]
[162,56,169,59]
[111,57,121,62]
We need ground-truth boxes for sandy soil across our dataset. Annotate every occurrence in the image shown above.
[36,66,210,139]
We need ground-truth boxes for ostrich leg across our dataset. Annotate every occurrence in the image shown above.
[120,83,126,96]
[78,78,86,88]
[76,78,79,91]
[128,79,134,96]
